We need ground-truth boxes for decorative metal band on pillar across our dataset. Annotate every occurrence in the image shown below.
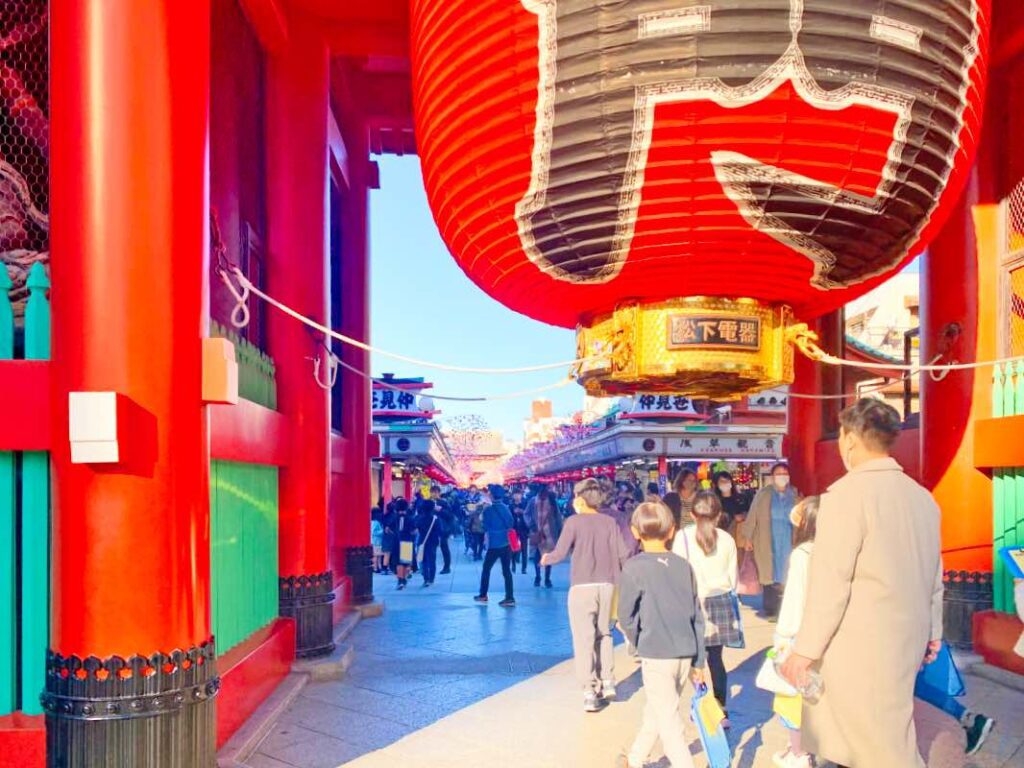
[42,640,219,768]
[279,572,335,658]
[345,546,375,606]
[941,570,994,650]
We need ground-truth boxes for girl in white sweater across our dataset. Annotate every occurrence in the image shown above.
[772,496,819,768]
[672,491,739,724]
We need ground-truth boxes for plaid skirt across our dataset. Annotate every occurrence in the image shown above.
[703,593,744,648]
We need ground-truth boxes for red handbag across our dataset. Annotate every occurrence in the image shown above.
[507,529,521,553]
[736,551,762,596]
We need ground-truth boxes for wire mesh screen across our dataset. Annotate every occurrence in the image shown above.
[0,1,48,327]
[1007,179,1024,258]
[1006,180,1024,357]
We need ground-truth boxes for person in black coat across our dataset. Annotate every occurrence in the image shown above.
[433,486,455,575]
[713,471,750,534]
[390,498,417,590]
[415,499,442,586]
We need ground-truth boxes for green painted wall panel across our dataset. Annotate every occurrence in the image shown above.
[20,452,49,715]
[0,270,14,714]
[210,461,279,653]
[992,364,1024,614]
[0,452,15,715]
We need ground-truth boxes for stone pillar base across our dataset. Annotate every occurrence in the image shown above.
[280,572,336,658]
[42,640,219,768]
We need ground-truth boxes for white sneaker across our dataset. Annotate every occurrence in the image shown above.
[601,679,617,700]
[583,690,602,712]
[774,750,813,768]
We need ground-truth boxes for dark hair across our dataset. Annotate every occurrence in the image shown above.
[839,398,901,451]
[770,462,790,476]
[673,468,696,493]
[691,491,722,556]
[420,499,435,515]
[646,482,660,495]
[713,471,733,486]
[394,498,409,513]
[793,496,820,546]
[631,501,674,541]
[488,484,506,500]
[574,478,604,510]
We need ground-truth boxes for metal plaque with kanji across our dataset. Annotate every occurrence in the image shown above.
[668,316,761,351]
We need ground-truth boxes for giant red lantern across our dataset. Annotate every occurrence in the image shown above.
[412,0,989,397]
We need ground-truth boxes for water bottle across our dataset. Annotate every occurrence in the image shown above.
[799,670,824,704]
[772,646,823,703]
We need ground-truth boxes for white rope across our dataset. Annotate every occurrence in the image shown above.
[223,267,599,375]
[218,269,251,329]
[811,348,1024,374]
[311,350,339,390]
[786,356,938,400]
[332,354,576,403]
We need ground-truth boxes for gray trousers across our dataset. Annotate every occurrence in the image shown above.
[567,583,615,691]
[628,658,697,768]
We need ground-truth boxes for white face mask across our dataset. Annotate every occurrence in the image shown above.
[718,482,733,494]
[773,475,790,491]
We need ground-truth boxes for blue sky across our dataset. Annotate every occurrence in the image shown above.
[369,156,580,441]
[369,156,921,441]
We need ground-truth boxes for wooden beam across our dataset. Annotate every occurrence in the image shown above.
[974,415,1024,468]
[324,22,408,59]
[210,398,291,466]
[237,0,289,54]
[0,361,50,451]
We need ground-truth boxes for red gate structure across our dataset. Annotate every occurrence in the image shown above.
[0,1,1023,766]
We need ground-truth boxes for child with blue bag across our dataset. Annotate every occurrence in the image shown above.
[616,501,707,768]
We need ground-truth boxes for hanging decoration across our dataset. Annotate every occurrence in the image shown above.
[411,0,990,398]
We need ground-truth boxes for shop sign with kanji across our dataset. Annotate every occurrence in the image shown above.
[668,316,761,351]
[624,394,700,418]
[372,387,433,418]
[673,436,781,459]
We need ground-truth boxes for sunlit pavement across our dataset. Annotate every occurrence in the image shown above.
[249,542,1024,768]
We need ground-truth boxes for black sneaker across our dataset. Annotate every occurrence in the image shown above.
[534,577,541,587]
[499,598,516,608]
[964,713,994,755]
[473,595,488,603]
[545,580,553,588]
[439,569,451,575]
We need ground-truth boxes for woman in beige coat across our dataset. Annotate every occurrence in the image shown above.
[781,399,944,768]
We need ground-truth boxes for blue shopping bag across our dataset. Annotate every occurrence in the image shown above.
[914,641,965,703]
[691,684,732,768]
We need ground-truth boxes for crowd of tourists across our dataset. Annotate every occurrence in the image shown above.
[368,398,1023,768]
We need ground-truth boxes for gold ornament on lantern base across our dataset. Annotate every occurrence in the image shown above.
[575,298,813,400]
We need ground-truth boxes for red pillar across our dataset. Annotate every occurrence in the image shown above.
[265,17,334,656]
[786,331,824,497]
[48,0,217,764]
[920,169,996,572]
[657,456,668,496]
[333,113,374,603]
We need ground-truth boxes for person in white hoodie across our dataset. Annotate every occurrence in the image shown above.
[771,496,820,768]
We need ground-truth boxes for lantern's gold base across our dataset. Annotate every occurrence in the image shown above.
[575,298,802,400]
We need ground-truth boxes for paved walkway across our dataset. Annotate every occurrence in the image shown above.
[250,542,1024,768]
